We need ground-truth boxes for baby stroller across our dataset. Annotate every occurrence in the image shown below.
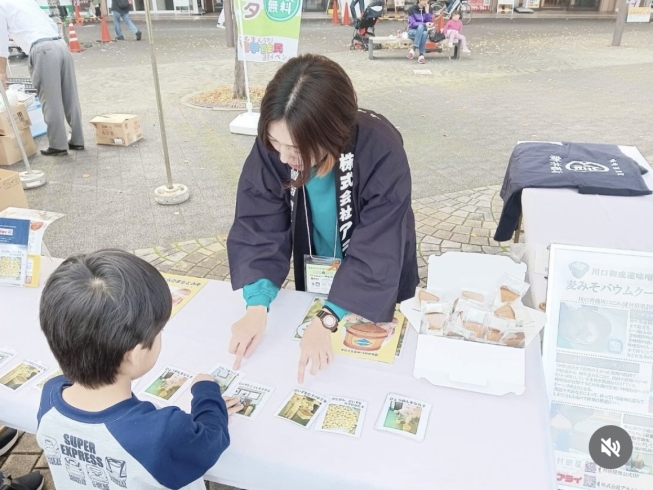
[350,0,384,51]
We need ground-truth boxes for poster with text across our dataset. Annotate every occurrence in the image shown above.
[543,245,653,490]
[162,273,209,318]
[235,0,303,62]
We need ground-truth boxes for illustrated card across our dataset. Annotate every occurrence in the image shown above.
[315,396,367,438]
[141,366,193,404]
[375,393,432,441]
[208,363,244,395]
[395,318,409,358]
[293,297,324,340]
[225,380,275,419]
[276,388,327,429]
[162,273,209,318]
[0,349,16,370]
[0,360,47,391]
[35,368,64,390]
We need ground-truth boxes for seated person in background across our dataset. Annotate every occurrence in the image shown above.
[406,0,434,64]
[443,11,471,54]
[36,249,242,490]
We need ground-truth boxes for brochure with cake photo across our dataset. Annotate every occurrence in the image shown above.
[140,366,193,404]
[375,393,432,441]
[0,360,47,391]
[276,389,327,429]
[293,297,325,340]
[162,273,209,318]
[225,380,275,419]
[316,396,367,438]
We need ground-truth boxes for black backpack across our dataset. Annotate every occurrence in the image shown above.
[115,0,131,11]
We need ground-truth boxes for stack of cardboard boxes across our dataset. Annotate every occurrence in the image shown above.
[0,103,36,166]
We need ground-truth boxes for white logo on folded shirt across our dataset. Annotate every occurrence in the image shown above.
[565,161,610,173]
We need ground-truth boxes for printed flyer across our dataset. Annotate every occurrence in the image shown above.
[0,217,30,286]
[162,273,209,318]
[544,245,653,490]
[0,207,64,255]
[0,360,47,391]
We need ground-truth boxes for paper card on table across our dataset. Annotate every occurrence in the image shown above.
[35,368,63,390]
[225,380,274,419]
[24,255,40,287]
[0,208,65,255]
[0,360,47,391]
[0,349,16,369]
[0,217,29,286]
[140,366,193,404]
[330,306,406,364]
[395,318,409,358]
[375,393,431,441]
[276,388,327,429]
[315,396,367,438]
[293,297,325,340]
[208,363,244,395]
[162,273,209,318]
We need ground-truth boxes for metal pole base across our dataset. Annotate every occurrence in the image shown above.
[20,170,47,189]
[154,183,190,205]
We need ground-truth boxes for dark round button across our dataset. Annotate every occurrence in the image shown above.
[588,425,633,470]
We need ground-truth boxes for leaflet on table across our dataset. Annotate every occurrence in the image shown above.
[543,245,653,490]
[139,366,194,405]
[375,393,431,441]
[294,298,406,364]
[0,217,29,286]
[224,380,274,419]
[315,396,367,438]
[162,273,209,318]
[0,359,48,391]
[0,208,64,255]
[276,388,327,429]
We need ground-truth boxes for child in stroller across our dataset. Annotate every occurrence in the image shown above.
[350,0,384,51]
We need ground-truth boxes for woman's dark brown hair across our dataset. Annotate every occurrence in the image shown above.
[258,54,359,187]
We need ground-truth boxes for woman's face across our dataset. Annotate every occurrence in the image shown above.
[418,0,428,8]
[268,120,302,171]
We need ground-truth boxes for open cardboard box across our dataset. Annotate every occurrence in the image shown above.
[400,252,546,396]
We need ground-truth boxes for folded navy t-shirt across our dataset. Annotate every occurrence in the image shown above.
[494,142,652,242]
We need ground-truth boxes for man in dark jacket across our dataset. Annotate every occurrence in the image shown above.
[112,0,141,41]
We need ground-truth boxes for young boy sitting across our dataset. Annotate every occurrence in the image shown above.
[36,249,241,489]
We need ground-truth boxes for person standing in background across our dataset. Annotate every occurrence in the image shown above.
[0,0,85,156]
[112,0,141,41]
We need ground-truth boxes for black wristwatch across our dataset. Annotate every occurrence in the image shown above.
[316,307,339,333]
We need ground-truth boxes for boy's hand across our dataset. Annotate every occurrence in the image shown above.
[192,373,215,385]
[223,396,244,417]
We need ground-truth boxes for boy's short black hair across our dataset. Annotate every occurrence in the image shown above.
[40,249,172,388]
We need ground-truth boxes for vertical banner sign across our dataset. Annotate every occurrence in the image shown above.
[236,0,303,62]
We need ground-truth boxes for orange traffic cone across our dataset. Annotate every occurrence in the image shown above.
[68,22,83,53]
[74,4,83,26]
[342,2,351,26]
[99,14,111,43]
[436,13,444,32]
[331,0,339,24]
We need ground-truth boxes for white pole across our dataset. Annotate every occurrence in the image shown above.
[235,0,252,113]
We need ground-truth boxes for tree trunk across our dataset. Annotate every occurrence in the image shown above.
[231,0,247,100]
[224,0,234,48]
[611,0,629,46]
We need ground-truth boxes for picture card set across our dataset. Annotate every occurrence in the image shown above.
[0,359,48,391]
[375,393,432,442]
[225,380,275,420]
[276,389,328,429]
[315,396,367,438]
[140,366,194,405]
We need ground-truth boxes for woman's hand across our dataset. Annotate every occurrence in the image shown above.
[229,306,267,370]
[298,317,333,384]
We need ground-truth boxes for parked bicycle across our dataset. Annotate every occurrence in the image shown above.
[429,0,472,24]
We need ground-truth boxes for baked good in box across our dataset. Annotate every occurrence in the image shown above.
[486,327,503,342]
[462,321,484,338]
[502,331,525,348]
[461,291,485,303]
[494,304,516,320]
[499,286,520,303]
[418,290,440,303]
[425,312,446,332]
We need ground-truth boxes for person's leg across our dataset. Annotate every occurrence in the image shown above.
[417,25,427,55]
[113,10,123,38]
[454,32,469,52]
[407,29,417,58]
[121,12,139,35]
[58,42,85,147]
[29,43,69,152]
[446,30,455,47]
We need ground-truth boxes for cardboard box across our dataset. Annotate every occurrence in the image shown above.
[90,114,142,146]
[0,168,28,211]
[0,103,32,136]
[401,252,546,396]
[0,128,37,166]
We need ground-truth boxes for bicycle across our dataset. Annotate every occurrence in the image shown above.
[429,0,472,25]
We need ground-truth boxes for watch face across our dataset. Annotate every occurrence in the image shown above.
[323,315,337,328]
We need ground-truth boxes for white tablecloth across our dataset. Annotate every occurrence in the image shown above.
[521,146,653,308]
[1,258,556,490]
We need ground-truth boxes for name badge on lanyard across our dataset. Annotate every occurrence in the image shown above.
[305,255,341,295]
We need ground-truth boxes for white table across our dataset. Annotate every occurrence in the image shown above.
[521,146,653,309]
[1,258,557,490]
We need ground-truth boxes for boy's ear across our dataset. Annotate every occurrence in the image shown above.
[122,344,144,369]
